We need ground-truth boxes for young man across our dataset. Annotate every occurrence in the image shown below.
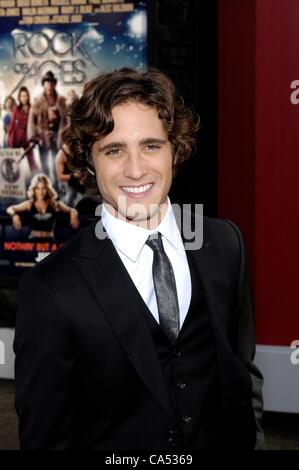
[14,68,264,450]
[27,71,67,179]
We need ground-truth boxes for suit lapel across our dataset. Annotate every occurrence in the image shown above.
[72,221,176,422]
[188,238,230,336]
[187,225,238,410]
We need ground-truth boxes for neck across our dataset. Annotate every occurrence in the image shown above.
[45,91,56,101]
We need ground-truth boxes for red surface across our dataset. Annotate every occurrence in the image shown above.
[218,0,299,345]
[218,0,256,261]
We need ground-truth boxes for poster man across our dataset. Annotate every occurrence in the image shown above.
[27,71,67,182]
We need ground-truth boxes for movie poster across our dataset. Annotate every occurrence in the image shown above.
[0,0,147,280]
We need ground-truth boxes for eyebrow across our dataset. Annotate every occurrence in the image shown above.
[94,138,168,153]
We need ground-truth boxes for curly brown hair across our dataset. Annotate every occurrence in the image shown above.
[64,67,200,195]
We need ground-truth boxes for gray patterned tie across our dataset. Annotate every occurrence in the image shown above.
[146,233,180,344]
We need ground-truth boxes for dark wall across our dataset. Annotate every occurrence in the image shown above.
[148,0,218,216]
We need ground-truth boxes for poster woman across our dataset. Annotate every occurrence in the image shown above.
[6,173,80,241]
[7,87,38,173]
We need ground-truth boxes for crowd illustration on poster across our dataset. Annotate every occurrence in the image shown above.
[0,0,147,279]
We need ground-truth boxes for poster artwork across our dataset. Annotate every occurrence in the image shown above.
[0,0,147,279]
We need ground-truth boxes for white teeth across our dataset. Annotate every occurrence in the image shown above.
[122,184,152,193]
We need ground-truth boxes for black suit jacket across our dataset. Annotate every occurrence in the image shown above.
[14,216,264,449]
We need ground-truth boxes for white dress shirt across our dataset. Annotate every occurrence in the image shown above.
[101,199,192,329]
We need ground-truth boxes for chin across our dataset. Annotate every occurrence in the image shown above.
[125,208,151,222]
[128,205,164,228]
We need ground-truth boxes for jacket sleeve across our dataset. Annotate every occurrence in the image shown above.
[224,220,265,450]
[14,268,74,449]
[7,108,16,147]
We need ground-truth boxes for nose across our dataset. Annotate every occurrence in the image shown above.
[123,149,147,180]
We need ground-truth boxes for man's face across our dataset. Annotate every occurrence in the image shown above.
[43,80,56,96]
[91,101,174,228]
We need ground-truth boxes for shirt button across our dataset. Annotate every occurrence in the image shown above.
[182,414,192,424]
[177,382,187,389]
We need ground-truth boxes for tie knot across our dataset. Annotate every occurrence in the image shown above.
[146,232,164,253]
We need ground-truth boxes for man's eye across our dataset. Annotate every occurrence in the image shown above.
[105,148,122,156]
[144,144,160,152]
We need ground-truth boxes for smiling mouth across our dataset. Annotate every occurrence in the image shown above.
[121,183,153,194]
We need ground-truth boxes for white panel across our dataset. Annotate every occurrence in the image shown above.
[0,328,15,380]
[255,345,299,413]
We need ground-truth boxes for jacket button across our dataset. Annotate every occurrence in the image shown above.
[167,430,176,442]
[177,381,187,389]
[172,348,182,358]
[182,414,192,424]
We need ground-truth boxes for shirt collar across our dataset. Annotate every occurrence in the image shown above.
[101,198,184,262]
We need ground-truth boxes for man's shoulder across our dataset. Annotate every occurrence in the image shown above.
[202,215,243,253]
[31,94,46,109]
[201,214,239,237]
[201,216,246,284]
[20,220,97,285]
[57,94,66,107]
[181,211,241,243]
